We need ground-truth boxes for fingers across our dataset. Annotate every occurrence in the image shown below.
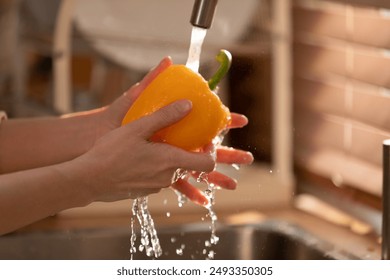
[134,99,192,139]
[128,99,215,173]
[172,179,209,206]
[126,56,173,102]
[216,147,254,165]
[172,170,237,206]
[191,171,237,190]
[173,150,216,173]
[228,113,248,129]
[110,57,173,122]
[138,56,173,91]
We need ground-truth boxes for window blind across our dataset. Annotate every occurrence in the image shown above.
[292,0,390,204]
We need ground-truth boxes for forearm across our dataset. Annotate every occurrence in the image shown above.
[0,162,92,235]
[0,108,104,173]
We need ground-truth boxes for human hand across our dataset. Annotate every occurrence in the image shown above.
[171,113,254,206]
[66,99,215,203]
[94,57,173,140]
[85,56,253,205]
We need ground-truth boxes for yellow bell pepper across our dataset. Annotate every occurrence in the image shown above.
[122,51,232,151]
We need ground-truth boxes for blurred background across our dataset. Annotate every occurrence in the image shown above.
[0,0,273,159]
[0,0,389,259]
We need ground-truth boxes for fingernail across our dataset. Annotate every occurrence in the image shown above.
[160,56,172,68]
[227,179,237,190]
[244,152,254,163]
[198,195,209,207]
[176,99,192,113]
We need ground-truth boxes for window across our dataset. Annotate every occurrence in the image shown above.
[293,0,390,209]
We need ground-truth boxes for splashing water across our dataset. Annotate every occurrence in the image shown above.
[171,169,219,260]
[129,25,225,261]
[198,173,219,252]
[129,216,137,260]
[186,26,207,73]
[207,250,216,260]
[176,244,186,256]
[232,163,241,171]
[175,133,226,259]
[200,198,219,260]
[173,168,189,208]
[130,197,162,259]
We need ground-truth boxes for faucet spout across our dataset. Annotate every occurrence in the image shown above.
[190,0,218,29]
[382,139,390,260]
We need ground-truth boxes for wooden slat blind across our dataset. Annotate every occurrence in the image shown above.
[293,0,390,199]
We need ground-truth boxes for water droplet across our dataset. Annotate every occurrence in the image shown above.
[232,164,240,170]
[207,250,215,260]
[210,235,219,245]
[171,237,177,243]
[175,190,188,208]
[176,245,185,256]
[176,248,183,256]
[146,247,154,257]
[196,172,208,184]
[166,212,171,218]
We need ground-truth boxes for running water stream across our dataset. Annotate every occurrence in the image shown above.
[186,26,208,72]
[131,197,162,259]
[186,26,223,259]
[130,26,221,259]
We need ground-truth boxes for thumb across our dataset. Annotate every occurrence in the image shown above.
[134,99,192,139]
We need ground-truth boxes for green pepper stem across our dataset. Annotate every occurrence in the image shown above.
[208,49,232,91]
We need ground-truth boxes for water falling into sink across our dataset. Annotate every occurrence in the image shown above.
[130,26,221,260]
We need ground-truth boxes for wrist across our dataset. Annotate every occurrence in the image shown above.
[64,107,107,154]
[52,158,97,208]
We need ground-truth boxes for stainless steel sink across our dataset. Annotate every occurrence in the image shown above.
[0,220,358,260]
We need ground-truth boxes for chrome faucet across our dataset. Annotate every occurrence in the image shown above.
[190,0,218,29]
[382,139,390,260]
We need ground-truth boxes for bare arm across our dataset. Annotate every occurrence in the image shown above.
[0,100,215,235]
[0,162,90,235]
[0,110,102,174]
[0,57,173,174]
[0,56,253,234]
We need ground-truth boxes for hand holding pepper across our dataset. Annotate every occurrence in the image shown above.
[103,56,253,205]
